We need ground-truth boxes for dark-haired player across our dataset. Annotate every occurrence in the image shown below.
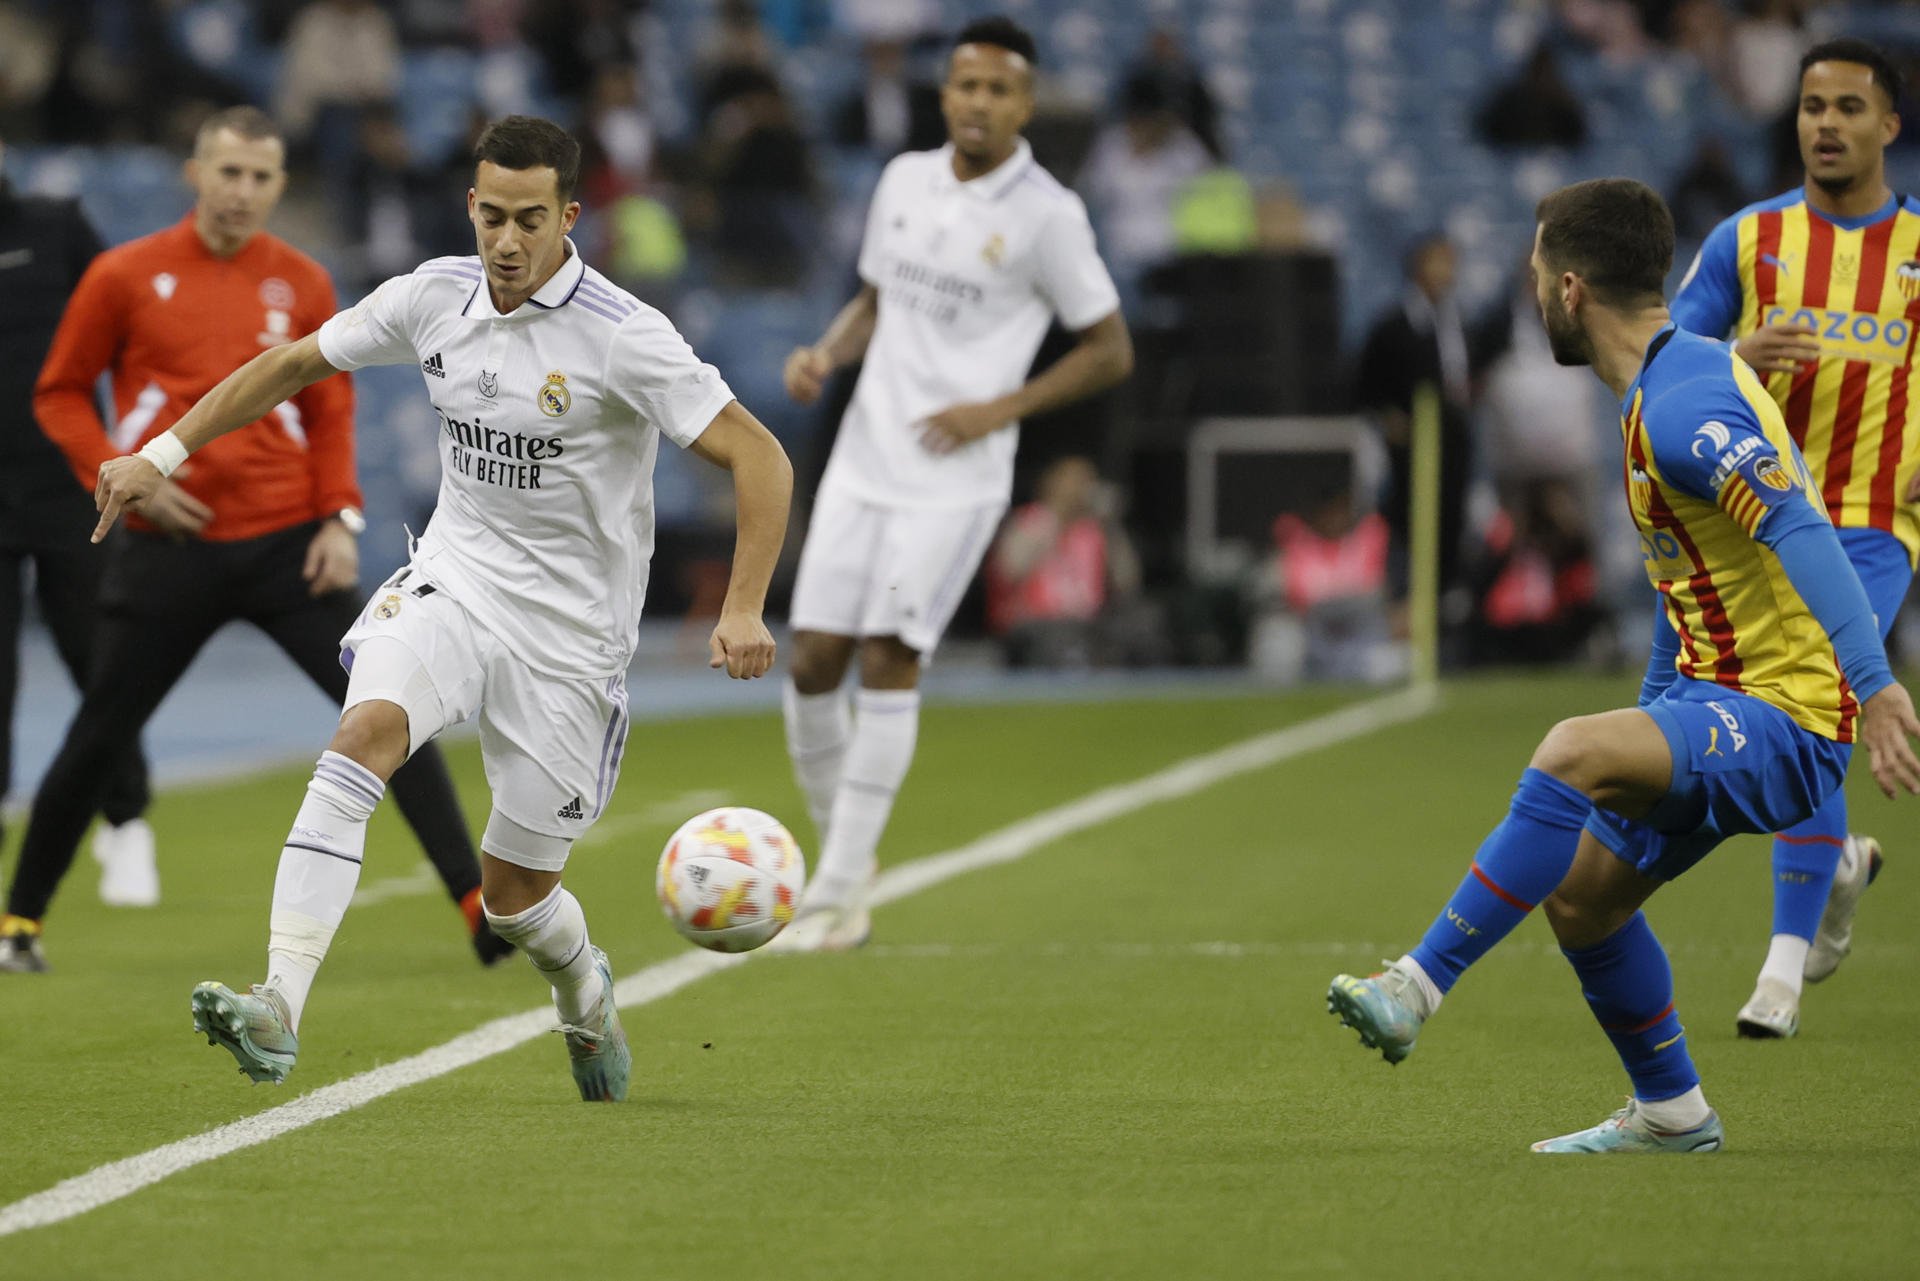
[92,116,793,1101]
[1672,37,1919,1039]
[1328,179,1920,1153]
[776,16,1132,950]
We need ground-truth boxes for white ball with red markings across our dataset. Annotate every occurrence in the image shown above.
[655,807,806,952]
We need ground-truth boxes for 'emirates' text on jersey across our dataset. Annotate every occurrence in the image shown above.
[318,242,735,678]
[1673,190,1920,564]
[825,140,1121,510]
[1623,326,1857,741]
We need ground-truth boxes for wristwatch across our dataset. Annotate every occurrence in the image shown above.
[329,506,367,536]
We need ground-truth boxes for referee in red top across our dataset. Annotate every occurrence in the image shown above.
[0,107,507,971]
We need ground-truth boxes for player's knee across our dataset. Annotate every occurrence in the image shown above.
[1541,886,1633,950]
[329,700,410,781]
[858,636,921,690]
[1530,716,1607,795]
[788,631,853,694]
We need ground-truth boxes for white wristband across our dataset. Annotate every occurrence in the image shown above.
[136,431,190,479]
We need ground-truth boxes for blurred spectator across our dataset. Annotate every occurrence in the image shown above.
[1669,136,1749,242]
[696,0,780,125]
[987,457,1147,669]
[698,74,817,287]
[830,38,944,157]
[1470,479,1603,666]
[1354,234,1476,605]
[1727,0,1807,119]
[346,104,470,285]
[579,63,660,206]
[1476,42,1589,148]
[275,0,401,143]
[521,0,638,104]
[1079,71,1212,306]
[1472,262,1608,519]
[1121,28,1224,161]
[0,6,59,139]
[1252,487,1397,684]
[275,0,401,226]
[1557,0,1655,67]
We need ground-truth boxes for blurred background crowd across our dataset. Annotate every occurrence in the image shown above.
[2,0,1916,679]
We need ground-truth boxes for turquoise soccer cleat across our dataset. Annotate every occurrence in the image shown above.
[557,947,630,1102]
[191,981,299,1084]
[1531,1101,1724,1153]
[1326,961,1427,1065]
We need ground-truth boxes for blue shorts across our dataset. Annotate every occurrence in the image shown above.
[1585,680,1850,881]
[1837,526,1914,643]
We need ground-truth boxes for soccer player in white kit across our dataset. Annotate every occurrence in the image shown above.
[91,117,793,1101]
[776,17,1133,950]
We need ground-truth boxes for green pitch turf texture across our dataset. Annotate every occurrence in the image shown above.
[2,672,1915,1280]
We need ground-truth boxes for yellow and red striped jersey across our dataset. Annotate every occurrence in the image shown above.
[1673,190,1920,565]
[1623,326,1857,740]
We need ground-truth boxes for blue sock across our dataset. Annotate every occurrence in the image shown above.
[1410,769,1591,993]
[1770,788,1846,940]
[1563,911,1698,1102]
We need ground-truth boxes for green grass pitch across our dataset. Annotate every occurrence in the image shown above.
[2,672,1916,1279]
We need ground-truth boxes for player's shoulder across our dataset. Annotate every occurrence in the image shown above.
[1640,331,1755,434]
[407,253,486,289]
[569,263,660,334]
[88,222,184,276]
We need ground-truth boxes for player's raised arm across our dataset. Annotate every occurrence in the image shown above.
[687,400,794,679]
[92,332,343,543]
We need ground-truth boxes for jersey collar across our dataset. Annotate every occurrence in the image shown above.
[461,237,585,319]
[1803,190,1900,232]
[935,138,1033,202]
[1622,321,1679,413]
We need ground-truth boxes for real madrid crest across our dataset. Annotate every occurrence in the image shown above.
[373,594,403,620]
[982,232,1005,267]
[539,370,571,417]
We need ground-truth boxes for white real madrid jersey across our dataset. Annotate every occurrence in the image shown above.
[318,241,735,678]
[825,140,1120,510]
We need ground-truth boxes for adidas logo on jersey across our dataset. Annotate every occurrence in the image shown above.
[422,352,446,378]
[557,795,584,820]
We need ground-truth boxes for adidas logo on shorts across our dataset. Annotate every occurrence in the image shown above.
[557,795,584,820]
[421,352,446,378]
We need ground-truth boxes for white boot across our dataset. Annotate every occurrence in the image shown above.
[95,818,160,907]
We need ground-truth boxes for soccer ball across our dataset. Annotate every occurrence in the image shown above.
[655,807,806,953]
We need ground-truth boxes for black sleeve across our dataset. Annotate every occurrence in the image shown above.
[66,201,106,284]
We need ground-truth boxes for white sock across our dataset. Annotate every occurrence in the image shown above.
[783,680,850,833]
[813,688,919,905]
[485,884,604,1025]
[1638,1085,1712,1133]
[266,751,383,1030]
[1393,953,1444,1020]
[1759,934,1811,996]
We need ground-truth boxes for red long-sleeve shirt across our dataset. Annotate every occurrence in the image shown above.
[34,213,360,541]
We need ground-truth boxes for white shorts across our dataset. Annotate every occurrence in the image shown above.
[788,486,1005,656]
[340,567,630,871]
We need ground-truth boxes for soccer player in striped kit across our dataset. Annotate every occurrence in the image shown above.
[1672,38,1919,1039]
[1328,179,1920,1153]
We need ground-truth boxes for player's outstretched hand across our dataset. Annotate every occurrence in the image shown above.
[709,610,776,679]
[919,400,1010,455]
[1859,683,1920,798]
[783,346,832,405]
[92,456,169,543]
[1734,323,1821,376]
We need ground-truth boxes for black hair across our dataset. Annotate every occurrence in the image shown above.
[1799,38,1904,109]
[953,15,1038,67]
[473,115,582,203]
[1535,178,1674,307]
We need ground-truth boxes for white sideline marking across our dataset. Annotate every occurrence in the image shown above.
[0,686,1435,1238]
